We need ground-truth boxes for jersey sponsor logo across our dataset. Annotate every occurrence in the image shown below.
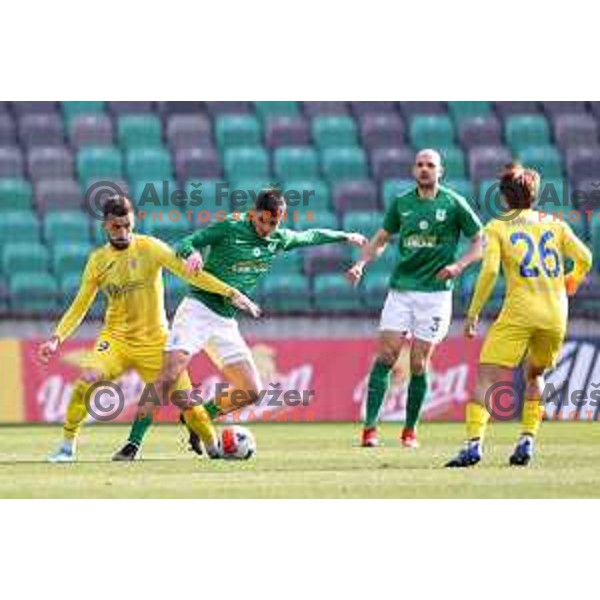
[404,234,437,249]
[436,209,447,222]
[103,280,146,298]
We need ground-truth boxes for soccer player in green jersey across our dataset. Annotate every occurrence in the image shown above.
[347,149,484,448]
[113,187,367,460]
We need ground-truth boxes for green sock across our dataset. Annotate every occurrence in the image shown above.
[364,360,392,428]
[128,411,154,446]
[203,400,220,420]
[405,372,428,431]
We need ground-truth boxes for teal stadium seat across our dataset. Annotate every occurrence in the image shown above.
[126,148,172,182]
[269,252,303,275]
[261,273,312,312]
[447,101,492,122]
[369,247,398,274]
[440,147,466,179]
[362,271,389,310]
[321,147,367,182]
[445,179,476,206]
[283,179,331,213]
[215,115,261,148]
[0,211,40,246]
[295,209,338,231]
[274,147,319,180]
[254,101,300,120]
[537,178,572,211]
[3,242,49,275]
[44,211,91,244]
[343,211,383,239]
[382,179,414,208]
[118,115,163,149]
[62,101,106,122]
[145,216,194,244]
[592,220,600,271]
[10,272,58,313]
[51,242,92,276]
[517,146,563,178]
[312,116,358,149]
[409,116,455,148]
[0,179,32,210]
[223,147,270,181]
[313,273,362,312]
[184,179,230,214]
[77,147,123,182]
[505,116,551,153]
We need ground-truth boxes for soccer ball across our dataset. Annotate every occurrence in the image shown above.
[220,426,256,460]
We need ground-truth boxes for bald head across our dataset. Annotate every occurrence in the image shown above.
[413,148,443,190]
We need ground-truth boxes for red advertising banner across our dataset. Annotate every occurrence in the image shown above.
[20,336,482,424]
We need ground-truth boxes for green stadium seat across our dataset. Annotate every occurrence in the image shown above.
[223,147,270,180]
[342,211,383,239]
[283,179,331,212]
[3,242,49,275]
[117,115,163,149]
[312,116,358,149]
[77,147,123,182]
[321,147,367,182]
[184,179,230,213]
[591,219,600,271]
[125,148,172,181]
[44,211,91,244]
[409,116,455,148]
[313,273,362,312]
[215,115,261,148]
[445,179,476,206]
[0,179,33,210]
[274,147,319,180]
[145,217,194,244]
[51,242,91,276]
[0,211,40,246]
[362,271,389,309]
[505,115,551,152]
[517,146,563,178]
[254,101,300,120]
[62,101,106,121]
[447,101,492,122]
[295,209,338,231]
[441,147,466,179]
[369,247,398,274]
[382,179,414,207]
[261,273,312,312]
[269,251,303,275]
[10,272,58,313]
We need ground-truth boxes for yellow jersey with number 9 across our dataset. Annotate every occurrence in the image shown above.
[468,209,593,330]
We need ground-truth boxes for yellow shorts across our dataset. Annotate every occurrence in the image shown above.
[479,318,565,369]
[80,334,191,389]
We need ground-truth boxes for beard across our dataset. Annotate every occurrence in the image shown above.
[109,237,131,250]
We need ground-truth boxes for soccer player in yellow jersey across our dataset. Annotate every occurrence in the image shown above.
[38,195,260,463]
[446,164,593,468]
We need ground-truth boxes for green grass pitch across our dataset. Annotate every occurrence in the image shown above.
[1,422,600,498]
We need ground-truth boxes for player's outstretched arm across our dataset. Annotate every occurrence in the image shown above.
[562,224,593,296]
[437,231,484,281]
[346,228,390,286]
[39,257,99,363]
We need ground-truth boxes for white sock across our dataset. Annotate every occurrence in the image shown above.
[62,438,75,453]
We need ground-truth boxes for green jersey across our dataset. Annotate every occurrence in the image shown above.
[382,185,482,292]
[176,213,348,317]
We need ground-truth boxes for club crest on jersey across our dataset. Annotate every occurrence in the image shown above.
[253,248,262,257]
[419,220,430,230]
[97,341,110,352]
[436,209,447,222]
[128,258,138,269]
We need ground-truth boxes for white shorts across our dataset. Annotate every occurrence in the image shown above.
[379,290,453,344]
[166,297,252,368]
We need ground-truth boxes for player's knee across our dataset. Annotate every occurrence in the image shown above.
[378,348,399,367]
[410,354,428,375]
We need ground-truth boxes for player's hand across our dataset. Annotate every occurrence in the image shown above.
[464,316,478,338]
[565,274,579,296]
[230,291,262,319]
[436,263,463,281]
[346,262,365,287]
[184,251,204,274]
[345,233,368,247]
[38,336,60,364]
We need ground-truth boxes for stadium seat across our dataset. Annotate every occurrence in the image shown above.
[34,179,82,212]
[77,147,123,182]
[517,146,563,178]
[229,178,273,212]
[371,148,414,181]
[554,114,599,149]
[332,180,378,213]
[457,116,502,148]
[312,116,358,149]
[321,147,368,182]
[447,101,492,122]
[572,179,600,213]
[145,216,194,243]
[494,101,540,118]
[295,209,338,231]
[302,101,349,117]
[108,101,155,116]
[265,116,310,148]
[313,273,362,312]
[468,146,512,181]
[165,115,212,150]
[0,114,16,145]
[382,178,414,207]
[536,178,571,212]
[362,271,390,310]
[398,101,446,118]
[117,115,163,149]
[28,147,74,181]
[303,244,351,275]
[541,101,588,117]
[274,147,319,180]
[342,211,383,239]
[0,179,32,210]
[269,251,303,275]
[349,101,396,116]
[254,101,300,120]
[409,115,455,148]
[9,272,58,313]
[261,273,312,313]
[215,115,261,148]
[62,101,106,122]
[0,211,40,245]
[18,113,64,147]
[205,101,252,116]
[441,147,466,179]
[174,147,221,181]
[0,147,24,178]
[12,101,57,116]
[505,115,551,153]
[359,114,405,150]
[131,179,176,213]
[69,114,114,148]
[283,179,331,212]
[159,101,204,115]
[223,147,270,181]
[44,211,91,244]
[368,247,398,274]
[51,242,91,276]
[565,147,600,180]
[3,241,49,274]
[126,148,172,181]
[184,179,230,213]
[445,179,476,205]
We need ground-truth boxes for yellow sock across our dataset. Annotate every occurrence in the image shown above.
[465,401,491,441]
[183,405,219,449]
[521,397,544,437]
[63,380,91,441]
